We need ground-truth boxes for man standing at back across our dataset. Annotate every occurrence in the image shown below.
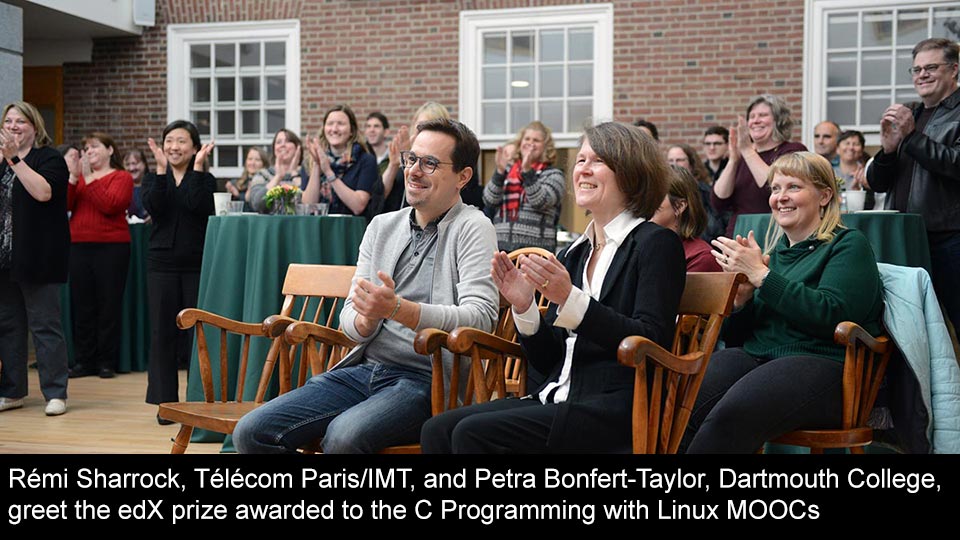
[813,120,841,167]
[234,119,499,453]
[867,37,960,334]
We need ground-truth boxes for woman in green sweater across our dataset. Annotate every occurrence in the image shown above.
[682,151,884,453]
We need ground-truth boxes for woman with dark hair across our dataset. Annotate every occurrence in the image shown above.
[683,152,883,453]
[711,94,807,237]
[123,148,149,219]
[422,122,686,453]
[303,104,380,218]
[667,143,726,242]
[247,128,307,213]
[652,166,722,272]
[141,120,215,420]
[834,130,875,210]
[65,132,133,379]
[0,101,71,416]
[483,120,565,253]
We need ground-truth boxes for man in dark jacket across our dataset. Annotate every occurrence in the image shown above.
[867,37,960,334]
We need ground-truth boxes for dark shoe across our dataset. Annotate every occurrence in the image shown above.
[98,368,115,379]
[68,366,97,378]
[157,414,174,426]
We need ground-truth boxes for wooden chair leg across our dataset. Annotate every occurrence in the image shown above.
[850,446,865,454]
[170,425,194,454]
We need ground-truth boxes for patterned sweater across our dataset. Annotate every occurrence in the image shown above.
[482,162,565,253]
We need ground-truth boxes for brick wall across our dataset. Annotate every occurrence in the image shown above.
[63,0,805,160]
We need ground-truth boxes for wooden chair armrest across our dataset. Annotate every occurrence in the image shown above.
[263,315,297,338]
[447,327,525,358]
[284,320,357,348]
[414,328,450,356]
[834,321,890,353]
[617,335,704,375]
[177,308,265,335]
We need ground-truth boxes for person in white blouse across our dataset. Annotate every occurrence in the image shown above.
[421,122,686,453]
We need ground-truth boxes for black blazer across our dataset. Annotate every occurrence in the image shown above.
[141,164,215,272]
[519,220,685,451]
[2,146,70,283]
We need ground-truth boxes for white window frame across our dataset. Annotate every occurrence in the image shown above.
[804,0,959,148]
[167,20,300,179]
[459,3,614,149]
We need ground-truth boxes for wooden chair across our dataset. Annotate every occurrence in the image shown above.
[770,321,892,453]
[617,272,746,454]
[502,247,553,396]
[157,263,356,454]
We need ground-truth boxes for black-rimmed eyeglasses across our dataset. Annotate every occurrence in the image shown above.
[400,151,454,175]
[908,63,957,77]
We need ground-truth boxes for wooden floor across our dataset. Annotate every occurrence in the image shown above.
[0,369,223,454]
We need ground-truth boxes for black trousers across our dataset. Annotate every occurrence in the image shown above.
[145,270,199,404]
[69,242,130,371]
[421,398,565,454]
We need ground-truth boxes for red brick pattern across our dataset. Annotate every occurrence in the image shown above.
[63,0,805,159]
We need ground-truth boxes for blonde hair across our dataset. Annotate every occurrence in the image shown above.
[2,101,52,147]
[508,120,557,166]
[763,151,843,255]
[412,101,450,126]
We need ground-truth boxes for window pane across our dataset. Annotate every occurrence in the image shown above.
[191,44,211,69]
[267,109,285,134]
[482,103,506,135]
[215,43,235,67]
[510,101,533,133]
[192,78,210,103]
[242,110,260,136]
[569,29,593,61]
[539,101,563,133]
[265,42,285,66]
[218,146,239,168]
[862,11,893,48]
[827,14,858,49]
[827,53,857,87]
[567,100,592,132]
[217,111,236,136]
[511,67,533,99]
[192,110,211,136]
[241,76,260,101]
[539,66,563,98]
[484,34,506,64]
[861,51,891,87]
[861,92,891,125]
[896,88,919,104]
[826,91,856,126]
[933,7,960,39]
[240,42,260,67]
[896,51,915,86]
[569,64,593,97]
[483,67,506,100]
[217,77,235,103]
[267,76,285,101]
[897,9,929,46]
[512,33,533,64]
[540,30,563,62]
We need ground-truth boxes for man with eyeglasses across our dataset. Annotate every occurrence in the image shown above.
[813,120,841,167]
[867,37,960,335]
[234,119,499,454]
[702,125,729,181]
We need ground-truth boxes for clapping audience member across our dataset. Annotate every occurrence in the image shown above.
[652,166,722,272]
[247,129,307,213]
[483,121,565,253]
[702,126,730,181]
[225,147,269,211]
[364,112,391,176]
[422,122,685,453]
[0,101,71,416]
[123,149,150,220]
[813,121,841,167]
[141,120,215,423]
[668,143,725,242]
[711,94,806,237]
[303,104,380,219]
[683,152,882,453]
[834,130,875,210]
[66,132,133,379]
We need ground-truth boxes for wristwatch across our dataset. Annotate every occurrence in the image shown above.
[8,155,20,165]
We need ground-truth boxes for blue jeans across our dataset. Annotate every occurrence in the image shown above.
[233,363,432,454]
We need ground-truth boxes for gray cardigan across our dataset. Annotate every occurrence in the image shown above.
[337,201,499,393]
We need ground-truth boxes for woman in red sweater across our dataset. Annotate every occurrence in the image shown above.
[66,132,133,379]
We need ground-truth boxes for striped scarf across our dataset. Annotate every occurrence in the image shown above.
[501,161,545,221]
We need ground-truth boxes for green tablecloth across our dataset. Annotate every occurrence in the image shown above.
[733,212,932,271]
[60,222,151,372]
[185,215,366,446]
